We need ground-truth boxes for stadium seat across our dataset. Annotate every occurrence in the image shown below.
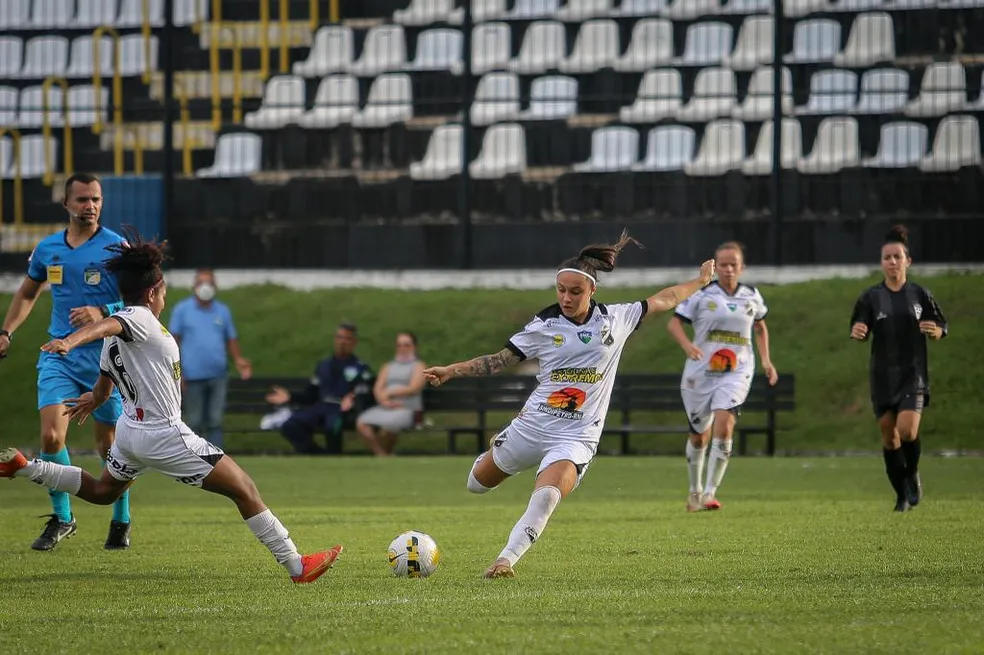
[508,20,565,74]
[613,19,673,73]
[350,25,406,77]
[831,0,884,10]
[174,0,209,26]
[555,0,612,20]
[0,137,11,177]
[853,68,908,114]
[619,68,683,123]
[29,0,74,29]
[918,115,981,172]
[505,0,560,20]
[410,124,462,180]
[448,0,508,23]
[66,85,109,128]
[632,125,696,172]
[732,66,793,121]
[65,36,115,79]
[722,15,773,71]
[797,69,857,115]
[351,74,414,128]
[394,0,456,25]
[469,123,526,179]
[76,0,118,28]
[674,22,734,66]
[18,36,70,79]
[862,121,928,168]
[741,118,803,175]
[558,19,619,74]
[471,72,520,126]
[664,0,719,20]
[676,67,736,122]
[467,22,511,76]
[197,133,261,178]
[116,0,164,28]
[797,116,860,174]
[296,74,359,129]
[612,0,668,15]
[783,0,831,17]
[832,12,895,68]
[406,28,463,72]
[17,85,64,128]
[573,126,640,172]
[904,63,966,118]
[0,38,23,79]
[0,87,19,127]
[293,26,354,77]
[0,0,30,30]
[244,75,306,129]
[119,34,159,77]
[517,75,578,120]
[14,135,58,179]
[721,0,773,14]
[684,119,745,176]
[785,18,840,64]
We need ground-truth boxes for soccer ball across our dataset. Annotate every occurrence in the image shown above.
[387,531,441,578]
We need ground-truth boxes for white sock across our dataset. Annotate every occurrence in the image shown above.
[246,509,303,577]
[498,485,562,567]
[704,438,733,497]
[685,441,706,494]
[466,454,493,494]
[16,459,83,494]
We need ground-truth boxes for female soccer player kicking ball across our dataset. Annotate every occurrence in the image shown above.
[0,233,341,583]
[850,225,947,512]
[424,230,715,578]
[667,242,778,512]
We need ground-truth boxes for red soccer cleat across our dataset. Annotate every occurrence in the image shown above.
[702,495,722,511]
[0,448,27,478]
[291,545,343,584]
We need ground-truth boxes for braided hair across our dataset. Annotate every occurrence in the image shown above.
[104,227,169,305]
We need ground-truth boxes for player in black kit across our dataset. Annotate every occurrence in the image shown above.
[850,225,947,512]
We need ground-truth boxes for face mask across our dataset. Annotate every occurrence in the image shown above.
[195,283,216,302]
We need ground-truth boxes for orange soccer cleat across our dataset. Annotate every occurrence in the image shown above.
[0,448,28,478]
[291,545,343,584]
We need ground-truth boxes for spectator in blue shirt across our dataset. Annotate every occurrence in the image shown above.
[266,323,373,455]
[168,269,252,448]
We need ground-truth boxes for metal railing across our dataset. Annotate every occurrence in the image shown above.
[92,26,124,175]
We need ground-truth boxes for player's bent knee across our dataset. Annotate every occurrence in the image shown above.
[466,470,493,494]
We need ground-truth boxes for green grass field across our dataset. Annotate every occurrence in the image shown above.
[1,273,982,452]
[0,456,982,653]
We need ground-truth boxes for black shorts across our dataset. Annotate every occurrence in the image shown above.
[873,393,926,419]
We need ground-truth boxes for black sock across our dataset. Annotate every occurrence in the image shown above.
[882,448,907,500]
[901,439,921,477]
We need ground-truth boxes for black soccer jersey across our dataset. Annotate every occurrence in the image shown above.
[850,281,947,407]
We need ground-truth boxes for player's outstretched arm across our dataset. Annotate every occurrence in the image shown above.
[0,277,43,359]
[423,348,522,387]
[41,316,124,355]
[645,260,716,315]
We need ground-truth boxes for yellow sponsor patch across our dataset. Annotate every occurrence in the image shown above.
[47,265,63,285]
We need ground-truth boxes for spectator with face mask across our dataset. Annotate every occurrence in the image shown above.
[168,269,252,448]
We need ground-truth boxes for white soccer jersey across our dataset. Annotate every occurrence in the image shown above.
[99,305,182,425]
[674,282,768,390]
[505,300,648,444]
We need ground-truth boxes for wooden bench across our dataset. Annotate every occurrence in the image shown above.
[226,374,795,455]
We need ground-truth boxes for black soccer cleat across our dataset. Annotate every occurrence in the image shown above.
[893,498,910,513]
[31,514,77,551]
[104,520,131,550]
[905,473,923,507]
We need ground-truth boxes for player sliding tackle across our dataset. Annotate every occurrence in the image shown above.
[0,231,341,583]
[424,230,715,578]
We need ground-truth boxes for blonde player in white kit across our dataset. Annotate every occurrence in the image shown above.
[424,230,715,578]
[667,242,778,512]
[0,233,341,584]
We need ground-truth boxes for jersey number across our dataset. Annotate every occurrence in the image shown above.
[108,343,138,404]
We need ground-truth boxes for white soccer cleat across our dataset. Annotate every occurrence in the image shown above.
[686,492,704,512]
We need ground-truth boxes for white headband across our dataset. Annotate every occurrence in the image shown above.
[556,268,597,286]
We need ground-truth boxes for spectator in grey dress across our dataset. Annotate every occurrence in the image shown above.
[356,332,426,456]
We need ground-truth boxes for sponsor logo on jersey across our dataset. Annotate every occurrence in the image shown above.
[577,330,592,344]
[707,330,750,346]
[707,348,737,375]
[707,301,718,311]
[549,367,603,384]
[536,387,586,420]
[551,334,566,347]
[47,265,64,285]
[172,360,182,381]
[83,268,101,285]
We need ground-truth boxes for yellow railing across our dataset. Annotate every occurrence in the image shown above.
[141,0,152,83]
[122,125,145,174]
[279,0,289,73]
[260,0,270,78]
[310,0,319,31]
[92,26,124,175]
[176,79,193,175]
[210,20,222,130]
[0,128,24,225]
[232,28,243,124]
[41,76,74,187]
[330,0,339,23]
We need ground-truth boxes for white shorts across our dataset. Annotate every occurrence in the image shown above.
[106,419,225,487]
[681,382,751,435]
[489,423,597,487]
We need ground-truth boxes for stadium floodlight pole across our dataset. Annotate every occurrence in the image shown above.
[162,0,176,242]
[770,0,785,267]
[458,1,474,269]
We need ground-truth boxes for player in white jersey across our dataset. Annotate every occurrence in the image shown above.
[0,233,341,584]
[424,230,716,578]
[667,242,778,512]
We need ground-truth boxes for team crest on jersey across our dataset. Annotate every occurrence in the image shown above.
[344,366,359,381]
[172,361,182,381]
[912,303,922,319]
[726,303,737,312]
[600,325,614,346]
[551,334,565,347]
[577,330,592,344]
[83,268,101,285]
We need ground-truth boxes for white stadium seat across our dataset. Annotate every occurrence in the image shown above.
[66,85,109,128]
[619,68,683,123]
[674,22,734,66]
[832,0,884,10]
[119,34,159,77]
[684,119,746,176]
[467,23,511,76]
[13,135,59,179]
[853,68,909,114]
[797,69,857,115]
[470,123,526,179]
[664,0,719,20]
[293,26,354,77]
[614,19,673,73]
[448,0,508,23]
[174,0,209,26]
[742,118,803,175]
[559,19,619,74]
[116,0,164,28]
[508,21,565,75]
[833,12,895,68]
[555,0,612,20]
[351,73,414,128]
[632,125,696,172]
[732,66,793,121]
[394,0,456,25]
[798,116,860,174]
[0,0,31,30]
[197,133,262,178]
[350,25,406,77]
[471,72,520,126]
[785,18,840,64]
[783,0,831,17]
[904,62,966,118]
[244,75,306,129]
[613,0,668,15]
[76,0,118,28]
[18,85,65,128]
[505,0,560,20]
[862,121,928,168]
[722,0,773,14]
[0,87,19,127]
[919,115,981,172]
[406,28,463,72]
[676,67,736,122]
[722,16,773,72]
[18,36,70,79]
[65,36,115,79]
[410,124,463,181]
[518,76,578,120]
[0,137,12,178]
[297,74,359,129]
[29,0,74,29]
[574,127,640,173]
[0,38,23,79]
